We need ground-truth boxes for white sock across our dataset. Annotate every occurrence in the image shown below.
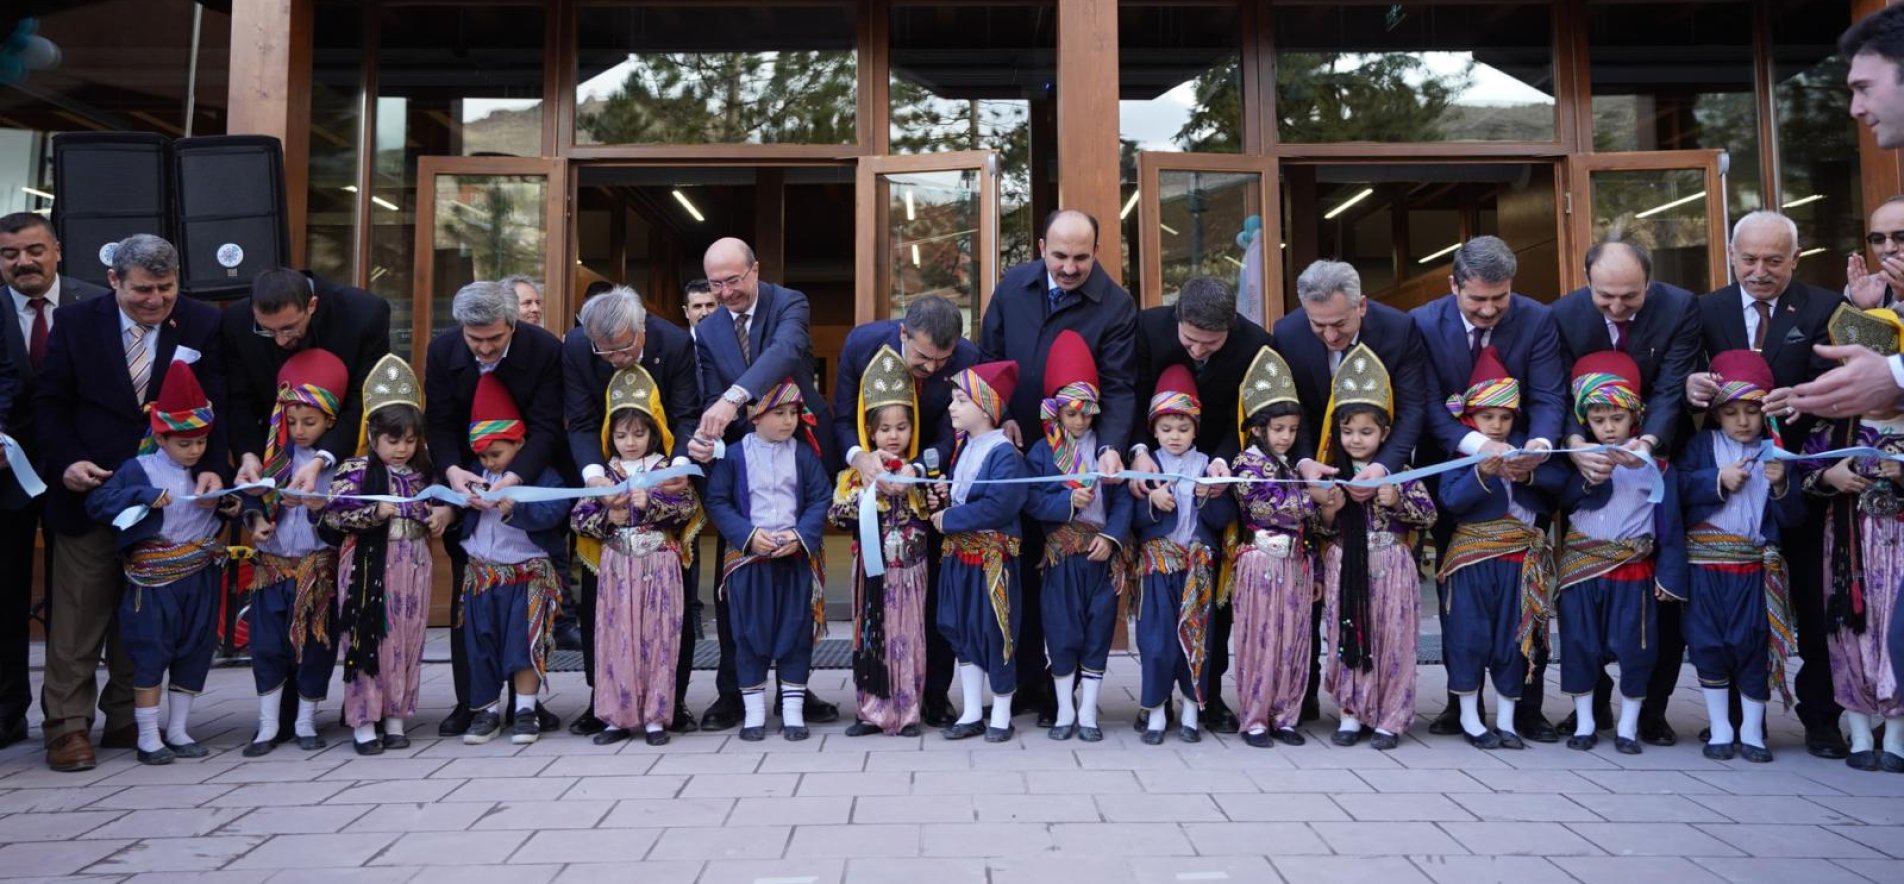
[353,722,377,745]
[1338,713,1362,735]
[645,723,664,733]
[295,698,319,738]
[1703,688,1736,745]
[135,705,163,752]
[956,664,985,725]
[1617,697,1642,741]
[256,688,283,743]
[1374,728,1395,738]
[989,691,1014,730]
[1180,699,1200,732]
[1573,695,1596,737]
[1847,712,1876,754]
[1459,693,1486,736]
[1884,716,1904,756]
[782,685,807,729]
[1079,675,1103,729]
[384,717,405,737]
[1147,704,1167,732]
[1739,697,1767,748]
[1494,694,1519,736]
[742,691,767,728]
[1053,673,1078,727]
[513,691,536,715]
[165,692,195,746]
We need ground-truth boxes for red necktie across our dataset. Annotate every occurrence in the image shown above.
[27,297,48,370]
[1612,320,1630,353]
[1468,326,1485,362]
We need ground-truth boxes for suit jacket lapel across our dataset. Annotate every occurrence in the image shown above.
[1761,289,1802,363]
[1720,286,1750,351]
[1439,301,1471,381]
[748,286,772,365]
[95,299,141,408]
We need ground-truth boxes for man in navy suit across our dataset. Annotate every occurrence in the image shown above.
[1686,211,1848,759]
[688,237,840,731]
[1550,239,1703,744]
[562,286,701,735]
[0,212,108,749]
[34,234,226,772]
[979,209,1139,726]
[832,294,978,728]
[1411,236,1568,742]
[425,280,566,737]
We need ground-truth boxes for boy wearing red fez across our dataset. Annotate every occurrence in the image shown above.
[1556,351,1687,754]
[1436,347,1567,751]
[707,378,832,742]
[1677,349,1802,763]
[86,358,237,765]
[240,348,349,757]
[932,361,1029,742]
[455,374,573,747]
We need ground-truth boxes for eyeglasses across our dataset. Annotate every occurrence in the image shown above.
[590,334,641,357]
[252,319,307,342]
[708,267,754,292]
[1868,230,1904,247]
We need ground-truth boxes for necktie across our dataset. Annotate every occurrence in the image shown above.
[126,323,152,402]
[26,297,48,370]
[1047,286,1063,315]
[1612,319,1630,353]
[1468,326,1486,362]
[1750,300,1773,351]
[735,312,752,365]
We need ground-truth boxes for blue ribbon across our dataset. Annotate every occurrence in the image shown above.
[0,434,45,499]
[1758,441,1904,463]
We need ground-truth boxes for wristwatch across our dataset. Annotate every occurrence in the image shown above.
[721,384,750,407]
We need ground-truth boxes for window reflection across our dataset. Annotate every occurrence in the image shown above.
[1771,0,1862,292]
[305,0,363,284]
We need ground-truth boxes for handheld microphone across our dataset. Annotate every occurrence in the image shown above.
[922,448,942,480]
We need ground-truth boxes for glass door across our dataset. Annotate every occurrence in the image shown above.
[1133,153,1281,324]
[855,151,999,337]
[1565,150,1729,295]
[411,156,568,366]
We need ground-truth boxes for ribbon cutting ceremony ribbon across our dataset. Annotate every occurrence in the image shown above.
[0,434,45,499]
[1758,441,1904,464]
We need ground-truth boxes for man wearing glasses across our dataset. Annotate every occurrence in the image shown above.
[1846,196,1904,310]
[561,285,703,735]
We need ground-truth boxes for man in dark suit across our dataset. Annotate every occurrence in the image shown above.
[1686,210,1847,759]
[1126,277,1272,732]
[424,279,566,737]
[832,294,979,728]
[1411,236,1569,742]
[561,286,701,735]
[979,209,1139,726]
[0,212,108,749]
[1550,239,1704,744]
[224,268,391,488]
[35,234,226,772]
[687,237,841,730]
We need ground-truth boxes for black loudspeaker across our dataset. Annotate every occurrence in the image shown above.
[172,135,291,300]
[50,132,172,290]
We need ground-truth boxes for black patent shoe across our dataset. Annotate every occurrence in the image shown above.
[1274,727,1306,747]
[1078,725,1104,742]
[844,721,882,737]
[352,739,383,756]
[1496,730,1527,751]
[1847,750,1880,771]
[1739,742,1774,763]
[899,724,921,737]
[242,740,276,758]
[670,709,699,733]
[738,726,766,742]
[1702,741,1736,761]
[645,729,670,746]
[592,728,631,746]
[534,703,560,733]
[1428,707,1465,736]
[382,733,410,750]
[941,720,986,740]
[137,746,176,765]
[1048,724,1076,741]
[437,705,472,737]
[569,709,606,736]
[295,735,325,752]
[922,699,958,729]
[1204,704,1240,735]
[1178,725,1201,744]
[803,694,841,724]
[983,725,1014,743]
[1614,737,1642,755]
[1331,727,1363,747]
[1639,716,1677,746]
[1465,729,1502,750]
[1566,734,1598,752]
[1515,715,1560,744]
[783,726,810,742]
[1369,731,1399,751]
[1881,751,1904,773]
[166,741,209,759]
[1140,728,1165,745]
[700,696,743,732]
[1805,727,1851,760]
[1242,730,1272,749]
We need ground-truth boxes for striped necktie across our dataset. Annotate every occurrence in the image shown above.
[126,323,152,402]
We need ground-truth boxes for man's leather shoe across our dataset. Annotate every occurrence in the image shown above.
[670,709,700,733]
[1639,716,1677,746]
[1203,703,1240,735]
[1515,715,1560,744]
[803,693,840,724]
[1428,702,1467,737]
[922,698,958,729]
[437,705,472,737]
[534,703,561,733]
[46,731,95,772]
[0,719,28,748]
[569,709,606,736]
[99,723,139,749]
[1805,726,1850,760]
[700,696,743,731]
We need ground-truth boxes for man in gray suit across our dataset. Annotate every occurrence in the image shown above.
[0,212,108,748]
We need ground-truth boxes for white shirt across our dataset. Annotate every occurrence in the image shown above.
[476,341,512,375]
[1327,333,1361,376]
[1741,289,1775,350]
[464,468,547,565]
[9,276,60,343]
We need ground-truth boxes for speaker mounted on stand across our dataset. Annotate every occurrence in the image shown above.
[172,135,292,301]
[49,132,173,290]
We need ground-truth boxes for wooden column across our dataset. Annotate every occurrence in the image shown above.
[1856,0,1904,213]
[1057,0,1122,282]
[756,168,787,283]
[226,0,314,267]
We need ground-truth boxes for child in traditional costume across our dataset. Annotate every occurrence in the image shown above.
[707,378,831,742]
[1435,347,1566,751]
[829,346,933,737]
[571,365,703,747]
[1228,346,1318,748]
[1556,350,1686,754]
[932,361,1029,742]
[1677,348,1801,763]
[1132,366,1236,745]
[1314,344,1437,750]
[1801,306,1904,771]
[325,355,452,754]
[241,348,348,756]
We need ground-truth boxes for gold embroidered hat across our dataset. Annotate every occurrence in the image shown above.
[1827,304,1904,358]
[1237,345,1300,449]
[355,353,422,455]
[602,363,672,459]
[1318,342,1392,463]
[857,344,918,460]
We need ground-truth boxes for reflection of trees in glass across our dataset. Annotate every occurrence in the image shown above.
[890,81,1033,267]
[1593,93,1762,225]
[438,179,544,283]
[1778,55,1862,291]
[887,174,979,311]
[578,51,857,144]
[1276,53,1471,142]
[1174,57,1243,153]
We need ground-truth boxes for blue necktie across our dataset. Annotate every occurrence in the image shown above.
[1047,286,1063,315]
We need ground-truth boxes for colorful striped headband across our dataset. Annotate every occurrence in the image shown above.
[1445,377,1521,419]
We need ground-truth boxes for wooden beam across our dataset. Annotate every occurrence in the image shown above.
[1056,0,1122,282]
[226,0,314,268]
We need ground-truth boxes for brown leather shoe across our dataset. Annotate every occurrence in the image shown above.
[46,731,96,772]
[98,723,139,750]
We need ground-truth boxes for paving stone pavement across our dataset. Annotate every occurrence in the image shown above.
[1,629,1901,883]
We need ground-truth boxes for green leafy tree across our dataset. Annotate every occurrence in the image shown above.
[1173,57,1243,153]
[578,51,857,144]
[1275,53,1469,142]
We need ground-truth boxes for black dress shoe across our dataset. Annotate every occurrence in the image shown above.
[534,703,561,733]
[1515,715,1560,744]
[593,728,631,746]
[1496,730,1527,750]
[1847,750,1880,771]
[803,694,841,724]
[1369,732,1399,751]
[1702,741,1735,760]
[844,721,882,737]
[382,733,410,750]
[899,724,921,737]
[568,709,606,736]
[700,696,743,732]
[1805,727,1851,760]
[437,705,473,737]
[1881,751,1904,773]
[1242,730,1272,748]
[1035,710,1057,728]
[737,726,766,742]
[352,739,383,756]
[242,740,276,758]
[1640,716,1677,746]
[1204,704,1240,735]
[1331,727,1363,747]
[1078,726,1104,742]
[136,746,176,765]
[645,729,671,746]
[1465,729,1502,750]
[1178,725,1201,743]
[670,709,699,733]
[1047,724,1076,741]
[1566,734,1597,751]
[783,726,810,742]
[941,720,986,740]
[0,719,28,748]
[1274,728,1306,747]
[984,725,1014,743]
[1140,728,1165,745]
[1428,707,1465,736]
[166,740,209,759]
[922,699,958,729]
[295,735,325,751]
[1614,737,1642,755]
[1739,742,1774,763]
